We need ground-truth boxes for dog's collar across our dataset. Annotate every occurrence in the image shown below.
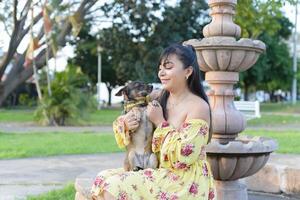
[124,95,151,113]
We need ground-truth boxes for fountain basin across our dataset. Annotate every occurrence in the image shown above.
[185,37,265,72]
[206,135,278,181]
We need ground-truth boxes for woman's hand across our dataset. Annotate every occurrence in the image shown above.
[124,108,140,132]
[147,100,166,127]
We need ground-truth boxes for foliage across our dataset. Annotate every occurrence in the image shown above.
[97,0,209,84]
[34,66,96,126]
[236,2,293,100]
[68,22,119,105]
[235,0,294,39]
[19,93,36,107]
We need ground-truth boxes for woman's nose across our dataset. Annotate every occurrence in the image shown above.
[158,69,165,77]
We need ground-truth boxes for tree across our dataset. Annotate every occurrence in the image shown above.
[68,0,209,106]
[235,1,294,100]
[98,0,209,84]
[0,0,97,106]
[68,22,118,106]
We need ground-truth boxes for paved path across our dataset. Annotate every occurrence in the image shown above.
[0,122,300,134]
[0,153,299,200]
[0,153,123,200]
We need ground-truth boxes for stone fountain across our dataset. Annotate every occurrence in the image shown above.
[185,0,277,199]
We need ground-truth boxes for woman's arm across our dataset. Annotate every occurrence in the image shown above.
[113,109,141,148]
[113,115,130,148]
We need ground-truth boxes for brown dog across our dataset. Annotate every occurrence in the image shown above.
[115,81,158,171]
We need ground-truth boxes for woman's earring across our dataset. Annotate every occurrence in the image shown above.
[186,76,188,80]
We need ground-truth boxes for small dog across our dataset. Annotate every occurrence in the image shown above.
[115,81,158,171]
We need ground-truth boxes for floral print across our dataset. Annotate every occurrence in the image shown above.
[113,116,131,148]
[181,143,194,156]
[189,182,199,195]
[91,118,216,200]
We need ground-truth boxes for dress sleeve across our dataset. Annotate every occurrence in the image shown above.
[113,115,130,148]
[152,119,209,169]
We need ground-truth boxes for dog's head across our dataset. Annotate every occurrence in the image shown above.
[115,81,153,101]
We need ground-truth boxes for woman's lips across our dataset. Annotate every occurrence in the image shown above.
[160,79,170,84]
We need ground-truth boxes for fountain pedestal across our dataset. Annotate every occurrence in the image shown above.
[185,0,277,199]
[215,180,248,200]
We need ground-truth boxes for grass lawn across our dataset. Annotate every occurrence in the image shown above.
[27,183,75,200]
[0,108,35,122]
[260,102,300,113]
[248,114,300,126]
[0,108,122,125]
[243,130,300,154]
[86,109,122,125]
[0,132,123,159]
[0,129,299,159]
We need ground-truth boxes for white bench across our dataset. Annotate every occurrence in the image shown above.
[233,101,261,120]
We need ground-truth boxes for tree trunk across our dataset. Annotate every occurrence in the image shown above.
[244,84,249,101]
[108,86,112,106]
[270,91,275,102]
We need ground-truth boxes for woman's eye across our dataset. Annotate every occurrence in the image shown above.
[163,61,173,69]
[165,65,173,69]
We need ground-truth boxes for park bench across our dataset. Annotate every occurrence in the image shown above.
[233,100,261,120]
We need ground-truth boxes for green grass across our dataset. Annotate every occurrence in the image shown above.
[243,130,300,154]
[0,109,35,122]
[248,114,300,126]
[0,129,299,159]
[27,183,75,200]
[0,132,122,159]
[260,102,300,113]
[0,108,122,125]
[86,108,122,125]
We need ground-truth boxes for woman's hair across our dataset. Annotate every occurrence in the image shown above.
[158,43,212,143]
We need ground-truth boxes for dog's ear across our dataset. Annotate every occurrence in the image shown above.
[115,86,126,96]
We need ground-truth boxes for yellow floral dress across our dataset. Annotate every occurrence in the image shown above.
[91,117,215,200]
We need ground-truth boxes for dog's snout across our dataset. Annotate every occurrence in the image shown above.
[147,85,153,93]
[141,91,148,96]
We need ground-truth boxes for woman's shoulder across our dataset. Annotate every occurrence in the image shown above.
[186,94,210,124]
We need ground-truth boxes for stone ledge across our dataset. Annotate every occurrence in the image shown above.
[244,162,300,195]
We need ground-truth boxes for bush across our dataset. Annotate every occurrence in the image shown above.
[34,66,96,126]
[19,93,37,107]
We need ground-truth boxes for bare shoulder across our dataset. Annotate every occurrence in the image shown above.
[186,95,210,124]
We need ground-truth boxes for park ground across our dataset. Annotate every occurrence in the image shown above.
[0,102,300,199]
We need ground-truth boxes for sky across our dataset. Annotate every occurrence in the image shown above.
[0,1,299,72]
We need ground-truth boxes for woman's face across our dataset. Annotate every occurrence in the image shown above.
[158,54,190,92]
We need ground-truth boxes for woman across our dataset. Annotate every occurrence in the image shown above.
[91,43,215,200]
